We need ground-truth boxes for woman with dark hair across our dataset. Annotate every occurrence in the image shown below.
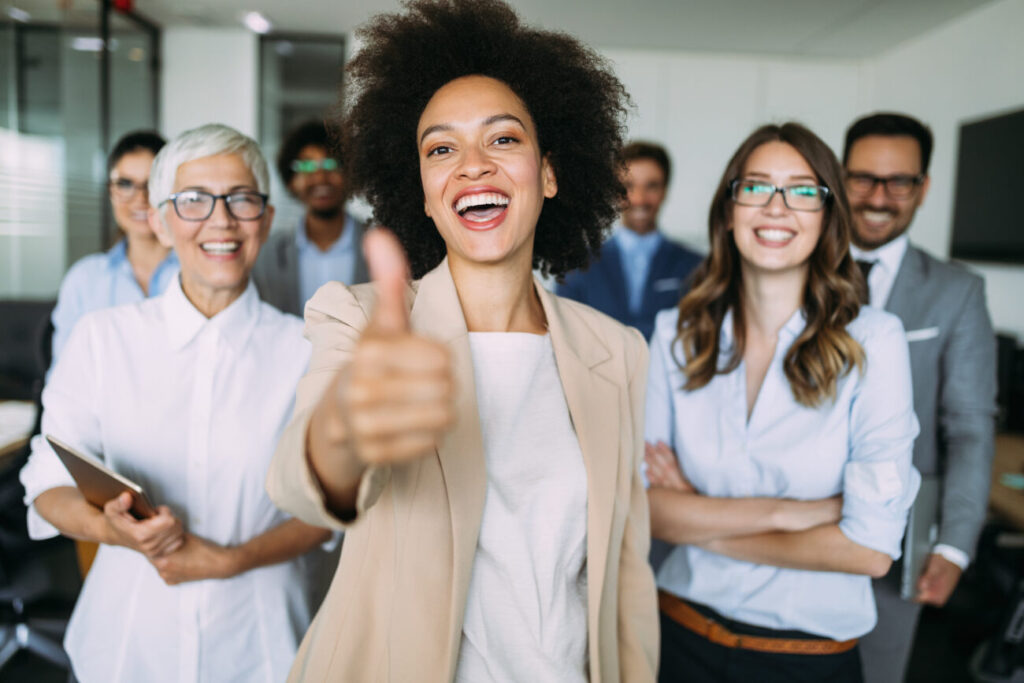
[50,130,178,366]
[266,0,658,680]
[643,123,920,682]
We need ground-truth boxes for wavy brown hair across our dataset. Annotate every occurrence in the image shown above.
[676,123,866,407]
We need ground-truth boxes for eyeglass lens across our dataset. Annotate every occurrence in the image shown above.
[292,158,339,174]
[732,179,826,211]
[845,173,919,198]
[111,178,146,199]
[171,191,266,221]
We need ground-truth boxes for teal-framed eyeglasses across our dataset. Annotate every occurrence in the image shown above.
[290,158,340,174]
[730,178,830,212]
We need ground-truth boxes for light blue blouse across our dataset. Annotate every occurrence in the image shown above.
[50,241,179,370]
[645,305,920,641]
[295,214,357,311]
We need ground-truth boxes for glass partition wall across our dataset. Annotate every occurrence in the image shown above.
[0,4,158,298]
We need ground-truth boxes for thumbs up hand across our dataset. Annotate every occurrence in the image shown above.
[339,229,456,465]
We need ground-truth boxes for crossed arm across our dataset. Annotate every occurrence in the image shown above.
[645,442,892,578]
[33,486,331,585]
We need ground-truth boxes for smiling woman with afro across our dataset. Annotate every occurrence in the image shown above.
[265,1,660,681]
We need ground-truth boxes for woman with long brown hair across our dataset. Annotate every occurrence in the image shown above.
[643,123,919,682]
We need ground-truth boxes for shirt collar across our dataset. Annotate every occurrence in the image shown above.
[614,222,663,255]
[295,213,355,254]
[719,306,806,352]
[106,240,128,269]
[850,234,908,277]
[162,275,261,353]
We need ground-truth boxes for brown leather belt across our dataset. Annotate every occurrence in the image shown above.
[658,590,858,655]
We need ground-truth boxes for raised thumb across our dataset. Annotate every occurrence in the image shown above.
[364,228,411,334]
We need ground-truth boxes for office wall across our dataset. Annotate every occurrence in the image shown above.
[600,49,868,251]
[161,28,259,138]
[862,0,1024,338]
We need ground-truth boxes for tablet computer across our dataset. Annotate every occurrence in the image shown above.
[46,435,157,519]
[901,475,941,600]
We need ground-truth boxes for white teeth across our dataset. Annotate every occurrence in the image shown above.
[862,211,893,223]
[200,241,240,254]
[132,212,149,221]
[754,228,793,242]
[454,192,510,214]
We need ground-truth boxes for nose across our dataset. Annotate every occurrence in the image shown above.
[457,145,496,180]
[207,195,236,227]
[763,189,788,214]
[864,180,890,206]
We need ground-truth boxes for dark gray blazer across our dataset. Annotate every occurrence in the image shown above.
[885,244,997,560]
[252,215,369,317]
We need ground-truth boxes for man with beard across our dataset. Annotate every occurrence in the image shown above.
[557,141,701,340]
[845,112,997,683]
[253,121,368,316]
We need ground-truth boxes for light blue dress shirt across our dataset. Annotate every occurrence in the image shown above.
[645,305,920,641]
[50,240,179,369]
[614,225,663,315]
[295,214,358,310]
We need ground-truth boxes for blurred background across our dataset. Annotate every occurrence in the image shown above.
[1,0,1021,341]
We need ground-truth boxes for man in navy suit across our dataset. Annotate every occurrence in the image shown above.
[556,141,702,339]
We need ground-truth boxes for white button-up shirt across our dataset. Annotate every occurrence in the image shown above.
[850,234,908,309]
[20,278,312,683]
[645,305,920,641]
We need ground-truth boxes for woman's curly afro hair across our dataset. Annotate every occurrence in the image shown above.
[341,0,629,279]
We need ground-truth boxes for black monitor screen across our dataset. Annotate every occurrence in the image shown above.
[950,107,1024,264]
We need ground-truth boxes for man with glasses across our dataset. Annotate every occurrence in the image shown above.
[846,112,997,683]
[557,141,701,340]
[252,121,368,316]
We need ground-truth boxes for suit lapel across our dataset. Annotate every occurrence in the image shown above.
[280,234,301,315]
[407,259,487,673]
[884,245,924,323]
[538,285,620,652]
[351,218,371,285]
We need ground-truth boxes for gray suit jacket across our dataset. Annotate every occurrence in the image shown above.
[885,244,997,559]
[252,215,370,317]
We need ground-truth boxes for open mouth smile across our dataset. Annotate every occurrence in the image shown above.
[753,227,796,246]
[452,188,510,231]
[200,240,241,256]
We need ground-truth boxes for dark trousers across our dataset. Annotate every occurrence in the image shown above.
[658,610,864,683]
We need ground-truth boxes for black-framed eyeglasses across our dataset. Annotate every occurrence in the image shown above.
[290,158,340,174]
[161,190,268,221]
[109,177,148,201]
[844,172,924,199]
[730,179,830,212]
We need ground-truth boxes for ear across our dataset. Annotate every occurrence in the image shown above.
[916,174,931,207]
[542,154,558,199]
[148,207,174,248]
[258,205,275,246]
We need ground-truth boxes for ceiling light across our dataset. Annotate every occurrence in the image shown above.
[7,6,31,22]
[242,11,272,34]
[71,37,105,52]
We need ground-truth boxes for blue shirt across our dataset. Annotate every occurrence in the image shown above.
[645,305,920,640]
[295,214,358,310]
[613,225,663,315]
[50,241,179,369]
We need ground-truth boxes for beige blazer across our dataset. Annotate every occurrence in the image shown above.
[267,258,659,682]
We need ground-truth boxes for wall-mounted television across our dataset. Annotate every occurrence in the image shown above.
[950,107,1024,264]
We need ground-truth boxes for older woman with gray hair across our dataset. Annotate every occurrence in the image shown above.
[19,123,330,682]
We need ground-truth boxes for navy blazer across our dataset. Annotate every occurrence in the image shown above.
[557,234,703,340]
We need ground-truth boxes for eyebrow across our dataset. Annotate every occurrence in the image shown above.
[744,171,818,182]
[178,185,258,193]
[418,113,527,145]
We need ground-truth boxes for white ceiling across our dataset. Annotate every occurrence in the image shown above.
[7,0,999,59]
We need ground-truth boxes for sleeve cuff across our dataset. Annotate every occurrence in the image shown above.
[932,543,969,571]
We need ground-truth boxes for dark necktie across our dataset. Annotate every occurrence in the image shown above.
[856,259,875,304]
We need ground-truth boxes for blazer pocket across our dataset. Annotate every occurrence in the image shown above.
[652,277,681,293]
[906,326,940,343]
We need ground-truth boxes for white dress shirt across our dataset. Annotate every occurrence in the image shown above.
[645,306,921,641]
[456,333,588,683]
[850,234,908,309]
[20,278,312,683]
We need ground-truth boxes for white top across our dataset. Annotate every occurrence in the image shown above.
[20,278,313,683]
[455,333,588,683]
[850,234,909,309]
[645,306,920,641]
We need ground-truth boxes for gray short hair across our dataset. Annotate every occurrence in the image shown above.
[149,123,269,210]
